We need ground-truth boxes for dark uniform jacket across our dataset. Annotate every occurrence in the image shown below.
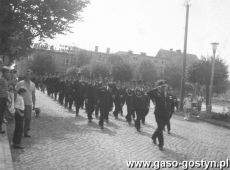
[134,89,146,110]
[97,86,110,111]
[125,88,134,109]
[147,89,173,119]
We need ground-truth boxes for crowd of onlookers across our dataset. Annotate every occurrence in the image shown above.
[0,58,36,149]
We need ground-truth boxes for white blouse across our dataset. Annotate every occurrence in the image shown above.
[15,95,25,111]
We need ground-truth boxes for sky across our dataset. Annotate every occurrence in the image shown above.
[47,0,230,65]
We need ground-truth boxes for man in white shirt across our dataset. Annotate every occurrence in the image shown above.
[13,87,26,149]
[16,69,36,137]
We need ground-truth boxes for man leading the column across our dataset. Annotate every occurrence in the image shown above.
[147,80,172,151]
[16,69,36,137]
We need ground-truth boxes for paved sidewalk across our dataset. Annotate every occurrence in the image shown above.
[174,111,230,130]
[6,91,230,170]
[0,124,14,170]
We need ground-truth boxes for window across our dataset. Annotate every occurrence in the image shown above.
[64,58,71,65]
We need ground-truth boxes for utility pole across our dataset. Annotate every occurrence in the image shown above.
[207,42,219,113]
[180,1,190,110]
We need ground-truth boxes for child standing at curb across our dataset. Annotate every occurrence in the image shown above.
[13,87,27,149]
[184,93,193,120]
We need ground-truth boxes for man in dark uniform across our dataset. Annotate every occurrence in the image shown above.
[165,87,178,134]
[68,79,75,110]
[85,81,95,122]
[53,74,59,100]
[97,82,109,129]
[79,79,86,109]
[147,80,173,151]
[125,83,135,125]
[113,82,123,120]
[105,82,114,123]
[142,88,150,125]
[45,74,51,96]
[93,81,100,118]
[119,82,126,116]
[58,77,65,105]
[134,87,145,132]
[73,78,81,117]
[64,79,70,108]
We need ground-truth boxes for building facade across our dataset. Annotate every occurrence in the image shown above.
[16,44,198,78]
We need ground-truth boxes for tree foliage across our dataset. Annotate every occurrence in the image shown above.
[108,55,124,65]
[66,66,79,77]
[30,54,56,75]
[137,60,158,82]
[0,0,89,60]
[112,62,133,82]
[76,52,92,67]
[164,65,182,90]
[188,57,229,105]
[91,62,110,79]
[80,64,91,78]
[188,57,228,93]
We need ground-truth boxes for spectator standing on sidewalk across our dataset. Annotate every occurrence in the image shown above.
[16,69,36,137]
[183,93,193,120]
[196,94,203,117]
[13,87,27,149]
[0,66,11,134]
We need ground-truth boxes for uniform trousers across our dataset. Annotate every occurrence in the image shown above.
[126,106,134,123]
[135,108,143,130]
[152,115,168,148]
[13,112,24,145]
[24,105,32,135]
[0,98,7,131]
[99,106,106,127]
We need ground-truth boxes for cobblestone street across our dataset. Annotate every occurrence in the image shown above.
[7,91,230,170]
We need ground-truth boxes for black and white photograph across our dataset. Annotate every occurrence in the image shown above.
[0,0,230,169]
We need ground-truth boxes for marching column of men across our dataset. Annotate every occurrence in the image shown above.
[36,74,178,150]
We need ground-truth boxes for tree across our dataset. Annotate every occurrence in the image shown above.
[108,55,124,65]
[112,62,133,82]
[0,0,89,61]
[91,62,110,79]
[76,52,92,67]
[137,60,158,82]
[66,66,79,77]
[30,54,56,75]
[80,64,91,78]
[164,65,182,90]
[188,57,229,106]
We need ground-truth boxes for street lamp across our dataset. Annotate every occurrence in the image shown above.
[207,42,219,113]
[179,0,190,110]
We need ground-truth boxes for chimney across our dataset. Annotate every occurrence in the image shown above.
[95,46,99,52]
[128,50,133,55]
[106,48,110,54]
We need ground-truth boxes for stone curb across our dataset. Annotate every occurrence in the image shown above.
[0,124,14,170]
[198,118,230,130]
[174,112,230,130]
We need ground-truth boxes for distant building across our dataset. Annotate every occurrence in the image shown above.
[155,49,198,67]
[114,51,166,77]
[16,44,198,79]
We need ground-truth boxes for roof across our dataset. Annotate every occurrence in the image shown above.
[155,49,198,65]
